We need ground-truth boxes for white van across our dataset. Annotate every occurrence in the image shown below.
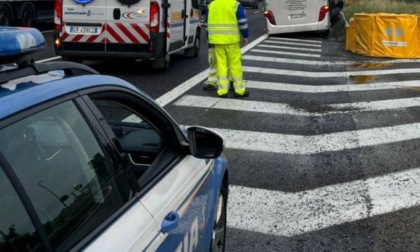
[263,0,330,35]
[53,0,202,70]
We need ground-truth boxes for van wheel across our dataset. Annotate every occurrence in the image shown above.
[0,4,12,26]
[19,3,35,27]
[184,31,201,58]
[151,54,171,71]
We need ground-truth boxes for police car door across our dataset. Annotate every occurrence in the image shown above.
[82,92,214,251]
[142,157,214,251]
[61,0,106,52]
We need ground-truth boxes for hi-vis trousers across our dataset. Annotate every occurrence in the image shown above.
[207,46,232,87]
[214,43,246,96]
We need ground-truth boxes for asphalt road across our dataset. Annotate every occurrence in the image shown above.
[34,7,420,251]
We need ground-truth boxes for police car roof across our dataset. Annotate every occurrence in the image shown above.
[0,26,148,120]
[0,73,141,120]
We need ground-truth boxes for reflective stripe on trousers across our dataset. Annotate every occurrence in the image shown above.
[214,43,245,96]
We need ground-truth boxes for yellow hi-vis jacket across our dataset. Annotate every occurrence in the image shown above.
[207,0,241,44]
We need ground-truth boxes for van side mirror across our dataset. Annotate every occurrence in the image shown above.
[187,126,224,159]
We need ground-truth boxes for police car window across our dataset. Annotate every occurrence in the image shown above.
[92,100,163,180]
[0,165,45,252]
[0,101,124,251]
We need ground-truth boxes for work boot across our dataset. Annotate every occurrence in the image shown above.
[218,93,229,98]
[203,84,217,91]
[233,90,249,98]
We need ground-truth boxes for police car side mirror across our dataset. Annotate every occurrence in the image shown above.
[187,126,224,159]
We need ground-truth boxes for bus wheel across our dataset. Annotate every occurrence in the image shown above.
[19,3,36,27]
[0,4,12,26]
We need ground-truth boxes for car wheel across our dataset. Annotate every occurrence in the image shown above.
[0,4,12,26]
[211,185,227,252]
[19,3,36,27]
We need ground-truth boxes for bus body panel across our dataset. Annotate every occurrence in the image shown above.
[265,0,330,35]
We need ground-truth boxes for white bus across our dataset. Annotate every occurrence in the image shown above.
[263,0,331,35]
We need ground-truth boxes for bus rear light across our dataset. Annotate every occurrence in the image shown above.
[319,5,329,22]
[264,10,276,25]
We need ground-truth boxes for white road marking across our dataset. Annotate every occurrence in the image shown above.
[244,55,420,66]
[258,44,322,52]
[174,95,420,116]
[243,66,420,78]
[228,166,420,237]
[243,55,340,66]
[263,40,322,47]
[267,36,323,44]
[245,80,420,93]
[200,123,420,154]
[250,48,321,58]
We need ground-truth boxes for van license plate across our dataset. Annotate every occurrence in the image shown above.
[70,26,99,34]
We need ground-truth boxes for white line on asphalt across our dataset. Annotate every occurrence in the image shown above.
[200,123,420,154]
[250,48,322,58]
[156,34,269,107]
[258,44,322,52]
[175,95,311,115]
[267,36,323,44]
[243,55,340,66]
[245,80,420,93]
[244,55,420,66]
[263,40,322,47]
[174,95,420,116]
[243,66,420,78]
[228,166,420,237]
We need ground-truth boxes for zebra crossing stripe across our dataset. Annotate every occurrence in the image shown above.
[243,66,420,78]
[267,36,323,44]
[245,80,420,93]
[174,95,420,116]
[201,123,420,154]
[228,166,420,237]
[257,44,322,52]
[243,55,337,66]
[243,55,420,66]
[263,40,322,48]
[250,48,321,58]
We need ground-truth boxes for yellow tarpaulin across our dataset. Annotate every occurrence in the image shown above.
[346,13,420,58]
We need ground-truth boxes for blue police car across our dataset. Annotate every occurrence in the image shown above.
[0,27,228,252]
